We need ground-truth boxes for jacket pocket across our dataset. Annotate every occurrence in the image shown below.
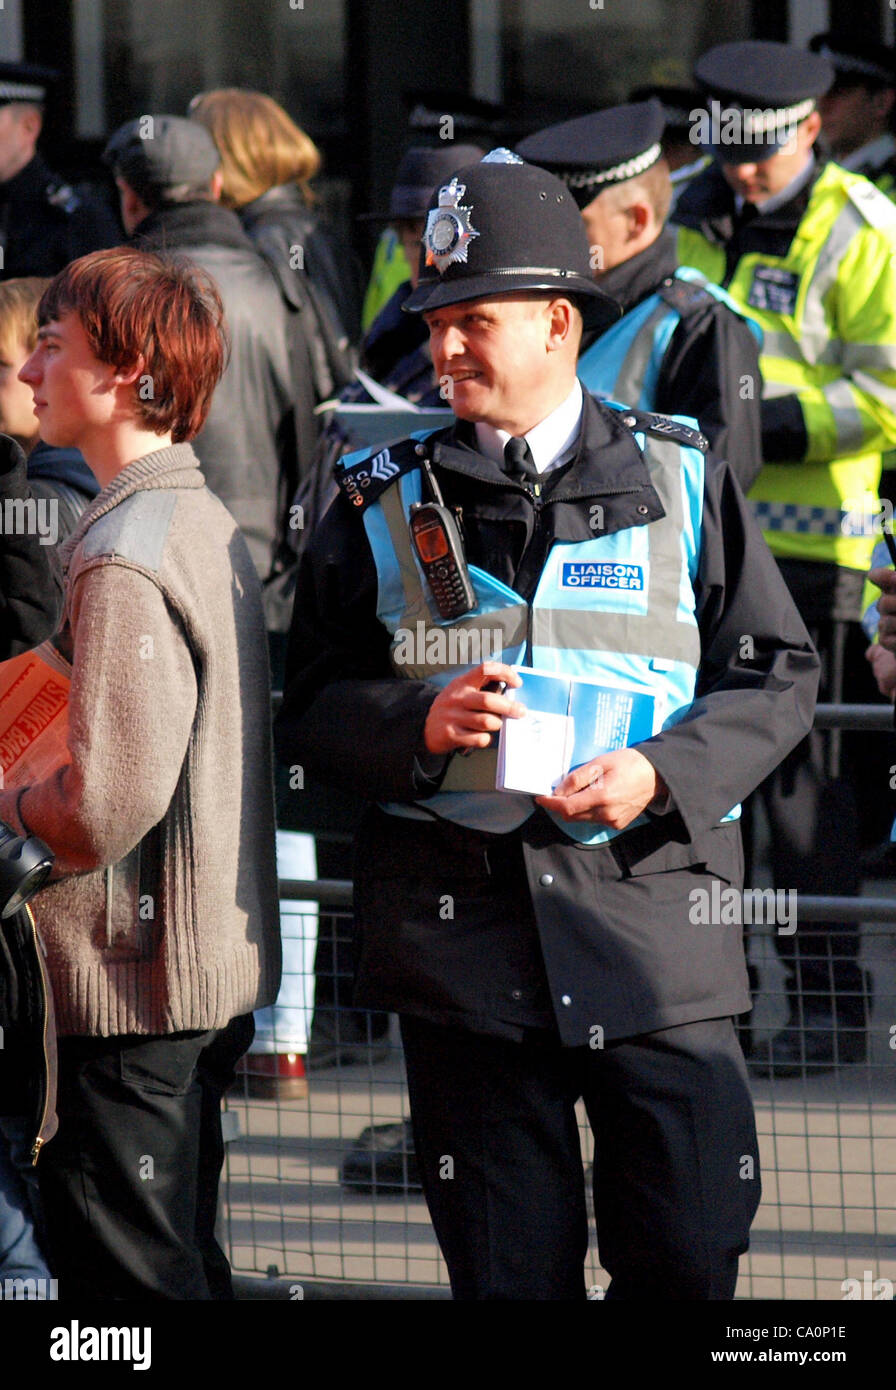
[610,818,744,887]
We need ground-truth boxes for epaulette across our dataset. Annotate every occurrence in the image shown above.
[845,178,896,232]
[610,403,709,453]
[658,276,714,316]
[44,180,81,215]
[334,431,436,511]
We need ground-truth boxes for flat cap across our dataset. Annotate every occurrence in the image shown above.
[104,115,221,194]
[516,101,666,209]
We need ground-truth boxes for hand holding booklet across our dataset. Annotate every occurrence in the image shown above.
[496,666,656,796]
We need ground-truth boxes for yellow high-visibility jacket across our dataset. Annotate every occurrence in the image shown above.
[675,160,896,571]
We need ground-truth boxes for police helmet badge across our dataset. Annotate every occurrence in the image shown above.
[423,178,480,273]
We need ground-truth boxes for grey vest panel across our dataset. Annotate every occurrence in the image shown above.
[79,492,178,574]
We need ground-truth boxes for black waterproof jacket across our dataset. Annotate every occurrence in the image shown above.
[582,227,763,492]
[275,396,820,1044]
[132,202,299,609]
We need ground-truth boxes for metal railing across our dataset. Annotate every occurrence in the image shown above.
[220,702,896,1299]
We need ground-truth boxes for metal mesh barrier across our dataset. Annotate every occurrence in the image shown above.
[220,887,896,1299]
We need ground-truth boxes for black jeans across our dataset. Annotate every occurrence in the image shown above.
[38,1013,253,1300]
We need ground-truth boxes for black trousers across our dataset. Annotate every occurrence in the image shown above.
[400,1014,760,1302]
[37,1013,253,1300]
[750,617,865,1022]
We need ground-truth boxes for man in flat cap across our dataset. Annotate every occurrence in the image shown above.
[674,40,896,1075]
[0,62,118,281]
[810,33,896,196]
[518,99,762,493]
[104,115,305,630]
[276,149,818,1299]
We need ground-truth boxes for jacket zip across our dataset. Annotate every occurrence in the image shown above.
[26,904,51,1164]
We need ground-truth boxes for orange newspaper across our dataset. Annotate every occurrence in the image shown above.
[0,640,71,789]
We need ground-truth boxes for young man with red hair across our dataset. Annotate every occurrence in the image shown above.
[0,246,281,1299]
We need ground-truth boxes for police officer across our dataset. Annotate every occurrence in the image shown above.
[517,99,763,491]
[0,63,119,280]
[673,40,896,1075]
[809,33,896,195]
[275,150,818,1299]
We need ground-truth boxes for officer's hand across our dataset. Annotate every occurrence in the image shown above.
[869,567,896,654]
[867,642,896,701]
[535,747,667,828]
[423,662,525,754]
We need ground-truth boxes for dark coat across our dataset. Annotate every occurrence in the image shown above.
[132,202,299,617]
[582,227,764,492]
[0,434,65,1141]
[240,183,363,389]
[275,395,819,1044]
[0,153,120,281]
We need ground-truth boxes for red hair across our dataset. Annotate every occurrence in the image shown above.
[38,247,228,443]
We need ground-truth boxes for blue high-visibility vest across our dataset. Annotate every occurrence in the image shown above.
[577,266,760,411]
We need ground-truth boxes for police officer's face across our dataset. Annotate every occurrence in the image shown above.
[720,111,822,204]
[18,313,121,451]
[424,293,578,433]
[0,334,40,449]
[0,104,40,184]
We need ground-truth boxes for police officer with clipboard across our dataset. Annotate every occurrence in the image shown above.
[276,151,818,1300]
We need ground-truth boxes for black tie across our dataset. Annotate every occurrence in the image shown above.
[503,436,539,489]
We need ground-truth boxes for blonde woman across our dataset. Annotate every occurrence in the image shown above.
[189,88,361,394]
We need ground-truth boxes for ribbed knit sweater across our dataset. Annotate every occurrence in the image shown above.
[0,443,281,1036]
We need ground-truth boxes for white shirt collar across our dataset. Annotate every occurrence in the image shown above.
[474,380,584,475]
[740,153,816,217]
[841,133,896,172]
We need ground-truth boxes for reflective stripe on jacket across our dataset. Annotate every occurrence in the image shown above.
[676,162,896,569]
[577,266,759,411]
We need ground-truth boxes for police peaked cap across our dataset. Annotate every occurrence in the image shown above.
[629,85,708,136]
[359,143,486,222]
[808,32,896,89]
[516,100,666,209]
[694,42,833,161]
[402,153,620,328]
[0,61,57,106]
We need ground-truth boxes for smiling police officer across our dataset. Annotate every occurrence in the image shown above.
[276,150,819,1300]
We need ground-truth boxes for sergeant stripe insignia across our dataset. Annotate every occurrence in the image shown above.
[370,449,399,481]
[334,436,431,511]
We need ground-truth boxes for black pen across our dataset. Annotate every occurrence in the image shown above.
[460,679,508,757]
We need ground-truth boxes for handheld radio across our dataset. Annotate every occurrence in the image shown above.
[409,456,476,619]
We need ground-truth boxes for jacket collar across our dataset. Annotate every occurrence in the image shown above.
[0,152,51,201]
[592,226,679,317]
[132,200,253,253]
[674,155,825,250]
[59,442,204,573]
[430,393,665,509]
